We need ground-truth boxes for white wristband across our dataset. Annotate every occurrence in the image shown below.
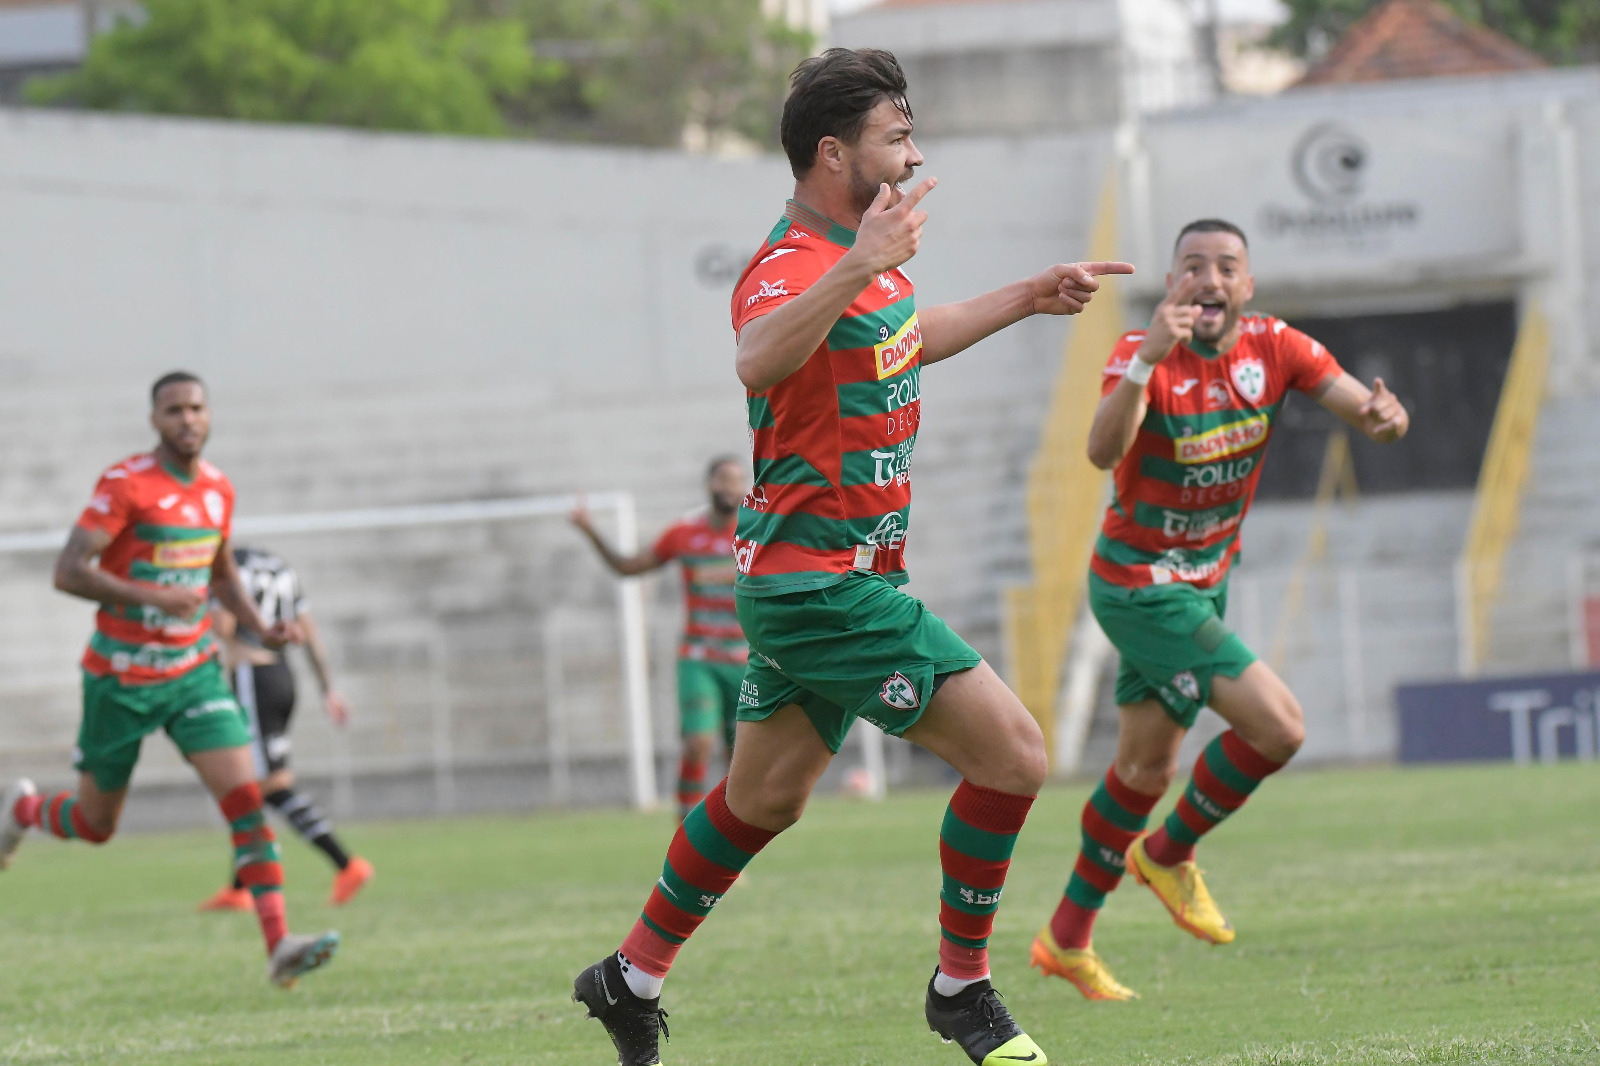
[1123,356,1155,386]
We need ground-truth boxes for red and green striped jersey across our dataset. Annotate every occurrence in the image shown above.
[729,200,922,597]
[1092,315,1343,590]
[652,510,747,665]
[74,453,235,684]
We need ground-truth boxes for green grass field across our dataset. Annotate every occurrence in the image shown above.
[4,763,1599,1065]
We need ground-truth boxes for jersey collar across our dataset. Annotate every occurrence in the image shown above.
[784,200,856,249]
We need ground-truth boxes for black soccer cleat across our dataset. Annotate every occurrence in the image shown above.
[925,969,1049,1065]
[573,954,670,1066]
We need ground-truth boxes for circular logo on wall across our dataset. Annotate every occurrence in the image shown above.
[1291,122,1368,205]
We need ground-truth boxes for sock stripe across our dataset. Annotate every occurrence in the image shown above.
[939,814,1017,864]
[937,840,1009,889]
[938,902,993,946]
[1192,757,1249,810]
[665,830,739,894]
[947,780,1033,833]
[1066,873,1110,910]
[1221,730,1284,780]
[1081,805,1139,856]
[1073,853,1120,893]
[704,782,778,854]
[1087,787,1146,833]
[656,865,722,918]
[47,795,75,839]
[940,873,1004,915]
[640,893,697,942]
[1103,768,1162,815]
[1203,739,1263,796]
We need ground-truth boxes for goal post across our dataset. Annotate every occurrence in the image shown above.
[0,491,659,811]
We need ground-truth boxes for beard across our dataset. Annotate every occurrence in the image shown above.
[847,160,914,217]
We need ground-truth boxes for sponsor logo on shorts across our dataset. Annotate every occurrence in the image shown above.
[879,671,919,711]
[1174,414,1269,464]
[184,698,239,718]
[874,313,922,380]
[153,535,221,569]
[739,679,761,707]
[1171,671,1200,701]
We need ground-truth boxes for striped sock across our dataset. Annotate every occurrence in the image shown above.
[265,787,351,871]
[675,754,708,819]
[937,781,1036,981]
[1050,768,1160,949]
[1144,731,1285,867]
[16,792,112,843]
[220,783,289,954]
[618,779,777,978]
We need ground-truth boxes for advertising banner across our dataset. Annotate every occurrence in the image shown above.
[1396,670,1600,764]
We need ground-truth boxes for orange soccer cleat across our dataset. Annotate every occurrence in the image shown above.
[198,885,254,912]
[329,856,374,906]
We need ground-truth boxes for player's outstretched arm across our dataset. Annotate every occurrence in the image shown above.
[570,501,662,577]
[921,261,1135,365]
[1086,276,1200,469]
[1314,373,1410,443]
[738,179,936,392]
[53,525,205,618]
[211,537,300,649]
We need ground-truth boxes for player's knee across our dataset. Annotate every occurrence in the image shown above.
[76,811,117,844]
[746,788,808,832]
[1256,697,1305,763]
[1116,756,1178,796]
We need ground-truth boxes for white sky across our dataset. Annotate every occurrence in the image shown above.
[829,0,1290,25]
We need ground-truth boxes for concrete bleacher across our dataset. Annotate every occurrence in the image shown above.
[1487,394,1600,672]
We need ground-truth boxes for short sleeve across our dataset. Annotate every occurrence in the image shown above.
[1101,332,1150,398]
[1275,322,1343,395]
[76,469,136,541]
[731,243,826,334]
[652,522,687,563]
[218,481,236,541]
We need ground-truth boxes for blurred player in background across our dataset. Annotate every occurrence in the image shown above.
[571,457,750,819]
[572,48,1132,1066]
[1030,220,1410,1000]
[197,544,373,913]
[0,372,340,988]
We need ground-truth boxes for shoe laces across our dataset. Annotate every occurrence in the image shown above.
[657,1008,670,1043]
[976,988,1008,1027]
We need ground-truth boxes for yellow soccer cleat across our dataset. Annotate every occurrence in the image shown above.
[1126,833,1235,945]
[1028,926,1139,1001]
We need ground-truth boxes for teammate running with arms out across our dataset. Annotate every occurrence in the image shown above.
[572,48,1132,1066]
[571,457,750,819]
[0,372,340,989]
[1030,220,1409,1001]
[198,544,374,912]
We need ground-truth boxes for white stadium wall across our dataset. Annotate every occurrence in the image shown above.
[0,107,1111,817]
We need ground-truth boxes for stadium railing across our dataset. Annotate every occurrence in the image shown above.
[1455,303,1550,676]
[1001,163,1123,763]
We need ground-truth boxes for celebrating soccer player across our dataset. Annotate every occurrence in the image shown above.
[0,372,341,989]
[1030,220,1410,1000]
[571,456,750,819]
[197,544,374,913]
[572,48,1131,1066]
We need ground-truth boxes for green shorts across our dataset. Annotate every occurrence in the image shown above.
[677,657,743,749]
[734,572,981,753]
[76,656,251,791]
[1089,574,1256,729]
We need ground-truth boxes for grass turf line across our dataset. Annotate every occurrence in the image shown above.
[2,762,1597,1065]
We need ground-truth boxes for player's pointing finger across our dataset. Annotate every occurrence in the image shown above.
[1082,261,1136,276]
[900,176,938,210]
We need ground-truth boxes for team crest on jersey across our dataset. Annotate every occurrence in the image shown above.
[879,671,919,711]
[1231,357,1266,403]
[203,490,226,527]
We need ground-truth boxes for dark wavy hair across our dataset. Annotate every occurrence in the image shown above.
[780,48,912,179]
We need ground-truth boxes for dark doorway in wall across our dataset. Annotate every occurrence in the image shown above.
[1253,301,1518,500]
